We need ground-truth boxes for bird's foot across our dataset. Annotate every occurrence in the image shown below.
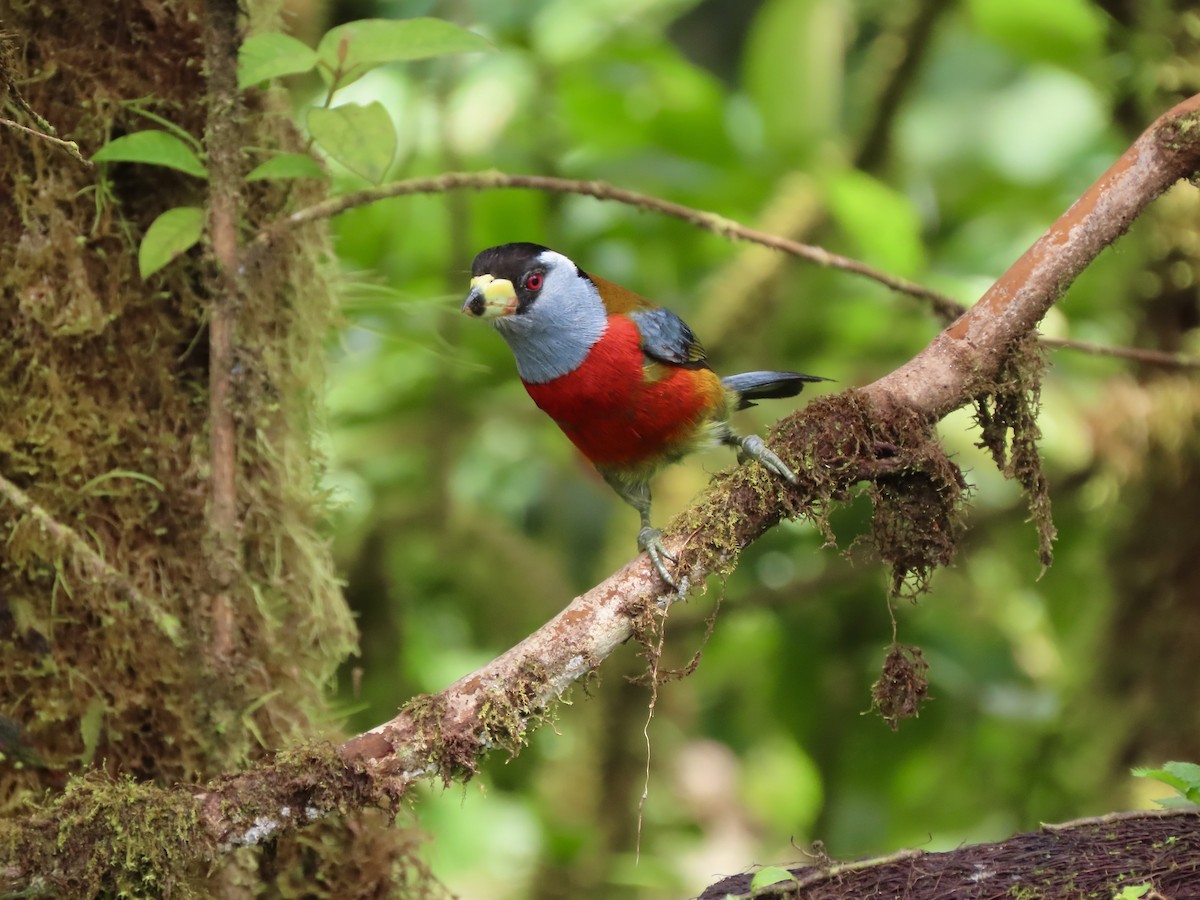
[638,526,679,589]
[738,434,798,484]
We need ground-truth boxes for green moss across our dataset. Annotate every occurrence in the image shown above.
[401,694,482,784]
[974,333,1056,571]
[1,773,207,897]
[478,657,554,756]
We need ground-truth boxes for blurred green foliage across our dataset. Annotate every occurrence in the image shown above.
[285,0,1200,895]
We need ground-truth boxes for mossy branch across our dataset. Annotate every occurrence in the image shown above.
[698,808,1200,898]
[6,93,1200,896]
[333,88,1200,766]
[233,89,1200,841]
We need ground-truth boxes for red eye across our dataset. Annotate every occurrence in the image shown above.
[525,272,543,292]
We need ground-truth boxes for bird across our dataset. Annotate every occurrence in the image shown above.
[462,242,828,588]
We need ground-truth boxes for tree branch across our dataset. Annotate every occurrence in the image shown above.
[206,93,1200,843]
[202,0,243,665]
[1040,335,1200,369]
[868,92,1200,418]
[0,117,91,166]
[255,170,960,316]
[258,170,1200,371]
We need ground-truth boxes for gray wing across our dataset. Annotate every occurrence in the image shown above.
[628,307,708,368]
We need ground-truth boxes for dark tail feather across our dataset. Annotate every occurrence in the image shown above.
[722,370,832,410]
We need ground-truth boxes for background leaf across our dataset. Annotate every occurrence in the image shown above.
[92,131,208,178]
[307,103,396,183]
[138,206,204,279]
[246,152,329,182]
[238,32,318,88]
[316,17,491,89]
[826,169,927,277]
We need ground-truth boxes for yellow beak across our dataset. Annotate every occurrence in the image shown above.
[462,274,519,319]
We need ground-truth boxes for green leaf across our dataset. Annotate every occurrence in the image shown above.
[826,168,926,277]
[744,0,840,155]
[1132,762,1200,807]
[1162,761,1200,791]
[307,103,396,184]
[238,32,319,88]
[967,0,1107,69]
[749,866,795,890]
[1113,885,1151,900]
[79,698,105,767]
[139,206,204,279]
[1133,765,1192,796]
[245,152,329,182]
[316,17,491,90]
[92,131,208,178]
[1153,795,1197,809]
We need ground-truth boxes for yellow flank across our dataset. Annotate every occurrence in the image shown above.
[588,273,654,314]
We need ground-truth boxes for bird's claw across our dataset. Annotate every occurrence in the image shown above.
[638,525,679,589]
[738,434,798,484]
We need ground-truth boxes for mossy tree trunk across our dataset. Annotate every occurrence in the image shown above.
[0,2,417,894]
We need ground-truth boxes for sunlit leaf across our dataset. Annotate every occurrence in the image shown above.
[307,103,396,184]
[749,866,795,890]
[1132,763,1200,807]
[139,206,204,279]
[316,17,491,90]
[93,131,208,178]
[238,32,318,88]
[826,169,926,277]
[743,0,840,155]
[967,0,1107,68]
[246,152,329,182]
[1162,761,1200,790]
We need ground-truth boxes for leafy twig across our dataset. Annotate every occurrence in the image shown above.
[0,116,92,167]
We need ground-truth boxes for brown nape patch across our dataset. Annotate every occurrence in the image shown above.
[871,643,931,730]
[973,333,1056,571]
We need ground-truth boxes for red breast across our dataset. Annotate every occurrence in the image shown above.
[523,315,726,470]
